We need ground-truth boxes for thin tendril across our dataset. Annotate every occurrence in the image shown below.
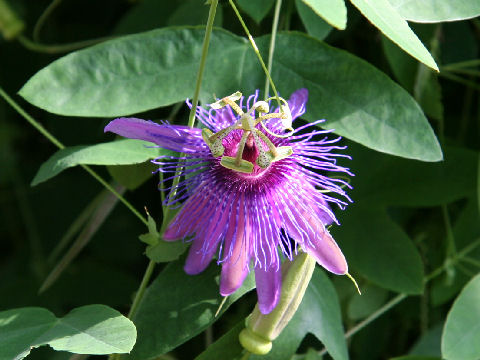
[33,0,63,41]
[228,0,283,113]
[264,0,282,98]
[0,86,147,226]
[18,34,114,54]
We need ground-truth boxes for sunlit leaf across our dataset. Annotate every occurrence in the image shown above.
[349,0,438,71]
[388,0,480,23]
[296,0,332,40]
[32,139,162,186]
[0,305,136,359]
[442,273,480,360]
[20,28,442,161]
[300,0,347,29]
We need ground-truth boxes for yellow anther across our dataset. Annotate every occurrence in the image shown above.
[210,91,242,110]
[280,104,293,131]
[202,128,225,157]
[252,101,269,114]
[220,157,254,173]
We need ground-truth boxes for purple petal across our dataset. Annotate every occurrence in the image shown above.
[304,224,348,275]
[184,235,216,275]
[255,266,281,314]
[288,88,308,120]
[219,197,250,296]
[104,117,205,153]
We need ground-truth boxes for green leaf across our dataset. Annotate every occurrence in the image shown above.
[296,0,333,40]
[145,240,188,263]
[300,0,347,30]
[390,356,441,360]
[31,139,162,186]
[194,322,244,360]
[0,305,136,359]
[381,26,443,120]
[166,0,223,27]
[237,0,275,24]
[349,144,477,207]
[333,205,424,294]
[388,0,480,23]
[349,0,438,71]
[20,28,442,161]
[139,213,188,262]
[347,283,388,320]
[441,273,480,360]
[107,162,158,190]
[127,258,255,359]
[409,323,443,357]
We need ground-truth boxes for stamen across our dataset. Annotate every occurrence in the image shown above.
[211,92,244,115]
[220,131,254,173]
[202,91,296,172]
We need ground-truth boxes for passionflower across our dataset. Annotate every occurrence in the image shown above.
[104,89,352,314]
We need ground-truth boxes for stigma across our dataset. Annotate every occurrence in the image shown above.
[202,92,294,174]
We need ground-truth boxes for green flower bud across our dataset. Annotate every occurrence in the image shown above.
[0,0,24,40]
[239,252,316,355]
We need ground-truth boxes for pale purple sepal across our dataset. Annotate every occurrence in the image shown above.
[255,266,281,314]
[288,88,308,120]
[104,117,205,153]
[304,227,348,275]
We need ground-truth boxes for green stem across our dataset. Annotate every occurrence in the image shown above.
[0,86,64,149]
[229,0,282,109]
[439,71,480,92]
[33,0,63,41]
[187,0,218,129]
[48,188,107,264]
[0,86,147,226]
[113,6,220,360]
[343,294,407,340]
[264,0,282,98]
[163,0,218,225]
[442,67,480,77]
[128,259,156,319]
[442,205,456,256]
[18,34,114,54]
[477,153,480,212]
[441,59,480,70]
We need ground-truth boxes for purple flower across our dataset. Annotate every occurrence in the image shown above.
[105,89,352,314]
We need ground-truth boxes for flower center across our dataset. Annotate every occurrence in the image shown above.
[202,92,295,174]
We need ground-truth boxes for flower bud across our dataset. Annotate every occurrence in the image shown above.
[239,252,316,355]
[0,0,25,40]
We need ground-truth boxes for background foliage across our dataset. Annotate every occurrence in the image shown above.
[1,0,480,359]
